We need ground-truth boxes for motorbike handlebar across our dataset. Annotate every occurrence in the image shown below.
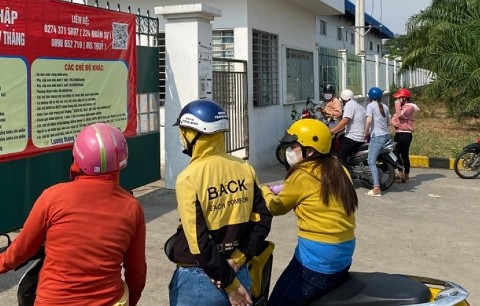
[0,233,11,253]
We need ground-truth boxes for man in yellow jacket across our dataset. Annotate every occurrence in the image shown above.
[167,99,272,306]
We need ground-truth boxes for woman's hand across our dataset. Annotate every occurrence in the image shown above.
[269,184,283,195]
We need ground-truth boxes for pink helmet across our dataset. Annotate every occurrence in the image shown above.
[73,123,128,175]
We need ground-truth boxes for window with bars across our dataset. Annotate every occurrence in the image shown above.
[252,29,279,107]
[337,27,343,41]
[212,30,235,71]
[319,20,327,36]
[157,32,166,104]
[136,93,159,133]
[286,48,314,103]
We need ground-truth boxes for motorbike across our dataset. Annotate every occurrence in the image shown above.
[276,139,400,191]
[251,241,470,306]
[167,237,469,306]
[0,232,44,306]
[290,97,318,121]
[453,136,480,179]
[3,232,470,306]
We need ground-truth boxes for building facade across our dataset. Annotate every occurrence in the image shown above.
[76,0,430,174]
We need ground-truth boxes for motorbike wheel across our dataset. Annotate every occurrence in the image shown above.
[454,151,480,179]
[360,156,396,191]
[275,142,291,171]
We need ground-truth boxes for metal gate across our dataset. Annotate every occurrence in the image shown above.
[212,58,249,159]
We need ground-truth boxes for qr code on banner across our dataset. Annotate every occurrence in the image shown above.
[112,22,128,50]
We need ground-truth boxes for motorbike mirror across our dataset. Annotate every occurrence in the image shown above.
[0,233,12,253]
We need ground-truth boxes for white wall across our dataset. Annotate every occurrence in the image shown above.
[108,0,345,169]
[245,0,319,168]
[109,0,248,28]
[91,0,398,170]
[316,15,384,56]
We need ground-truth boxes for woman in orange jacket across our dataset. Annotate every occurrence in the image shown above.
[0,123,147,306]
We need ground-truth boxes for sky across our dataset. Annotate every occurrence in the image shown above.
[362,0,432,35]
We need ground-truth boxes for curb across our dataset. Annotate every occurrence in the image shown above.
[410,155,455,170]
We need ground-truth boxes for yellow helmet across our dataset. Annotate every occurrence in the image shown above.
[280,119,332,154]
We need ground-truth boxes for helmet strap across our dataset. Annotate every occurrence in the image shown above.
[181,130,201,157]
[301,147,308,159]
[69,160,84,181]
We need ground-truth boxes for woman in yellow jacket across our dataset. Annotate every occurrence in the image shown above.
[262,119,358,306]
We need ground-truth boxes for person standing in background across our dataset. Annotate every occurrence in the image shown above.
[391,88,420,183]
[364,87,391,197]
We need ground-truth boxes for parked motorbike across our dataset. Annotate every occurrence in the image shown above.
[454,136,480,179]
[276,139,400,191]
[290,97,319,121]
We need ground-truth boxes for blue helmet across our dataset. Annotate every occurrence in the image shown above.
[368,87,383,100]
[174,99,229,134]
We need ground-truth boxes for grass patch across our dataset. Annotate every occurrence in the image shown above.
[399,91,479,158]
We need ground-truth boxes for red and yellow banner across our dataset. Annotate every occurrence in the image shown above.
[0,0,137,161]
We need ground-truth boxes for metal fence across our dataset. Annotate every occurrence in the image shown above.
[319,47,432,96]
[318,47,341,93]
[134,11,160,134]
[212,58,248,158]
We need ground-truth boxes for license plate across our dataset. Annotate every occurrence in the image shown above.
[389,151,397,161]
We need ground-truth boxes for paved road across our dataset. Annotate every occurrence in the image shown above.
[0,165,479,305]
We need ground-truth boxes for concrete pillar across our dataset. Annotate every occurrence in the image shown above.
[385,58,389,92]
[393,60,397,86]
[155,4,222,189]
[338,49,347,91]
[360,55,366,106]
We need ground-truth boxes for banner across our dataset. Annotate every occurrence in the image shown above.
[0,0,137,161]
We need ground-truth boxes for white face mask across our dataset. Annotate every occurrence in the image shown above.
[323,93,333,101]
[285,146,303,166]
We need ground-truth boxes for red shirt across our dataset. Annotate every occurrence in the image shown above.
[0,172,146,306]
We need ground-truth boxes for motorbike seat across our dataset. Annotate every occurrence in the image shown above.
[351,144,369,158]
[310,272,431,306]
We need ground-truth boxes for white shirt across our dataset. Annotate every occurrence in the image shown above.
[342,99,366,142]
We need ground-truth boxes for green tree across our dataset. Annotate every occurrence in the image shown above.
[398,0,480,118]
[383,34,409,60]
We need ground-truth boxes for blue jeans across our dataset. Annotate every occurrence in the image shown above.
[169,265,251,306]
[368,134,391,187]
[267,256,350,306]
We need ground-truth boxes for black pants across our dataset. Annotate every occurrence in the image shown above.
[393,132,413,174]
[336,137,364,166]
